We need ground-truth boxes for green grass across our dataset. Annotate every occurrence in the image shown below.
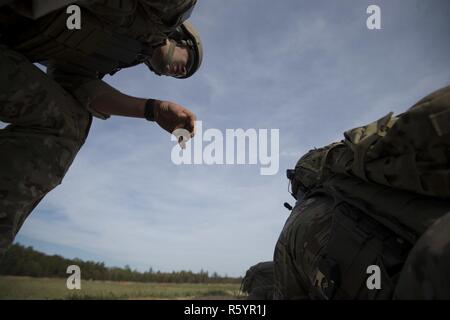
[0,276,242,300]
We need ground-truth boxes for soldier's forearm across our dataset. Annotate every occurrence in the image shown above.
[90,91,149,119]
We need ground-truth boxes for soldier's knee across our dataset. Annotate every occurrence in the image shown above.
[30,87,93,151]
[59,99,92,149]
[0,48,92,147]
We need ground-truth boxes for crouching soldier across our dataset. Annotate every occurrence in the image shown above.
[0,0,203,255]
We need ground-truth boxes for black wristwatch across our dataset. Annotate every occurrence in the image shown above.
[144,99,158,122]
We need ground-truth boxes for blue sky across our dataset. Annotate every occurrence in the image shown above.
[7,0,450,277]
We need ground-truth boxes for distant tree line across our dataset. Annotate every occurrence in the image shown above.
[0,244,241,284]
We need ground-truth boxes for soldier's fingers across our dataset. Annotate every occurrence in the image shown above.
[183,121,195,136]
[185,114,196,136]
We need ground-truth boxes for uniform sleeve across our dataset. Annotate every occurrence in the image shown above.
[46,60,122,120]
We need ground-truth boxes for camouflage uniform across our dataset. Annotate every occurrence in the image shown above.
[274,86,450,300]
[0,0,195,256]
[394,211,450,299]
[0,45,92,255]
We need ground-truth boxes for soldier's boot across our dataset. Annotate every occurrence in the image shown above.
[0,46,92,256]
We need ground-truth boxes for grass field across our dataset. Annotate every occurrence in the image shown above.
[0,276,243,300]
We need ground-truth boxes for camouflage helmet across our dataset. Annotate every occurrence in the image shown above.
[170,21,203,79]
[146,21,203,79]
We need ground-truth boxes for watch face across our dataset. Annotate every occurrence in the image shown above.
[145,99,157,121]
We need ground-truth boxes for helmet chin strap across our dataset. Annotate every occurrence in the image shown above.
[165,40,177,68]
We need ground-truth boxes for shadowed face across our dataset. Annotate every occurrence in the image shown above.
[149,39,190,78]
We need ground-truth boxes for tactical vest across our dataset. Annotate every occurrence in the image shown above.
[1,0,194,76]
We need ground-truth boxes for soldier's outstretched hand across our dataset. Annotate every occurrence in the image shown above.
[154,100,197,137]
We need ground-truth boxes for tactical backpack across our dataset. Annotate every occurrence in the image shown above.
[285,86,450,299]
